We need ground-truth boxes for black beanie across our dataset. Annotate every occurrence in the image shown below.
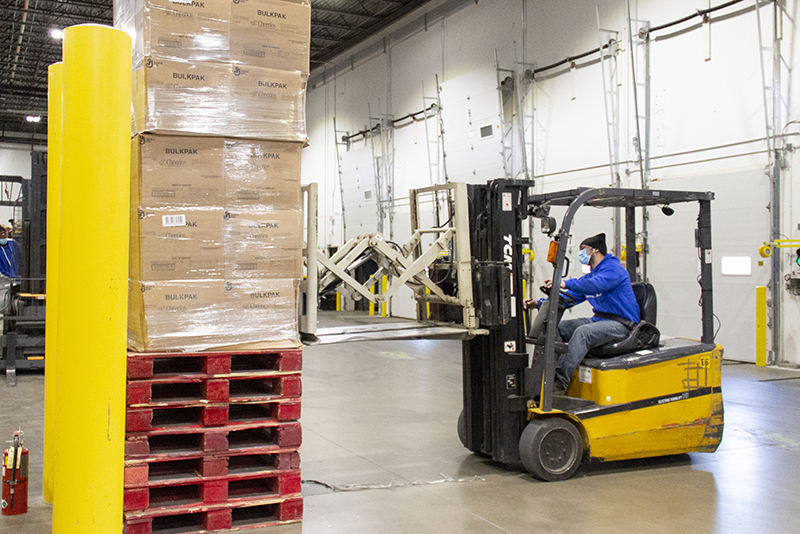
[580,233,607,256]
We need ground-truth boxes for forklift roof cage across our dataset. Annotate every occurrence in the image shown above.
[529,187,715,413]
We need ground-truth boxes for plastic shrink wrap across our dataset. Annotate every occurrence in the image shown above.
[132,58,306,141]
[128,278,300,352]
[114,0,310,74]
[129,134,303,351]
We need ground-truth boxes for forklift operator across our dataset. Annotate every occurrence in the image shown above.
[527,233,640,393]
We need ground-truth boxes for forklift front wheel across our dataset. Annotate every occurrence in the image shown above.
[519,418,583,482]
[457,410,467,448]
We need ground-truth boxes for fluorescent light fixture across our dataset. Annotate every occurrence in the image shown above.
[25,116,41,123]
[721,256,752,276]
[50,28,64,40]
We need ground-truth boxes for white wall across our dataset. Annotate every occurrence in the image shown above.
[303,0,800,364]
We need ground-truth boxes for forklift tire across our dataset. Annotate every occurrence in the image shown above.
[457,410,467,448]
[519,418,583,482]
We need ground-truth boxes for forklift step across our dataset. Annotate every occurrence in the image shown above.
[123,497,302,534]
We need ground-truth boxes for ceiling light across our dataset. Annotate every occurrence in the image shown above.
[26,116,41,123]
[50,28,64,40]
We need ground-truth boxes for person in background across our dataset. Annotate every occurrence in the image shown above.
[525,233,639,394]
[0,226,20,279]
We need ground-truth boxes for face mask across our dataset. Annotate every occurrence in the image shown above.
[0,239,8,246]
[578,248,591,265]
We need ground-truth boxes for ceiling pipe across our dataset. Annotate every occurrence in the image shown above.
[10,0,31,84]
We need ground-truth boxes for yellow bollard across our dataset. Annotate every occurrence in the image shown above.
[43,61,63,505]
[52,25,131,533]
[756,286,767,367]
[381,276,388,317]
[369,283,375,316]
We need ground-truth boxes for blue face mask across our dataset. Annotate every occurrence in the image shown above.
[578,248,591,265]
[0,239,8,246]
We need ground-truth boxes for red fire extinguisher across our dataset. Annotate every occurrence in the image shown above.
[1,430,28,516]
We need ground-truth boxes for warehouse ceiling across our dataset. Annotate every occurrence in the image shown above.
[1,0,434,145]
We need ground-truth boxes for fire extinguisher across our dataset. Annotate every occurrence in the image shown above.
[1,430,28,516]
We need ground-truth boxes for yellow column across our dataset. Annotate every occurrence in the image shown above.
[381,276,388,317]
[369,283,375,315]
[43,61,63,505]
[52,25,131,533]
[756,286,767,367]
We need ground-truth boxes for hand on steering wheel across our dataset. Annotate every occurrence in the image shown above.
[539,284,575,307]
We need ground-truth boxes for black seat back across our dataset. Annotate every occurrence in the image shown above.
[632,283,657,325]
[589,283,660,358]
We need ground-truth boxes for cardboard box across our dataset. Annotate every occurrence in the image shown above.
[223,209,302,278]
[115,0,231,66]
[133,57,231,136]
[115,0,310,73]
[228,65,306,141]
[223,139,301,207]
[229,0,310,74]
[133,134,225,206]
[133,58,306,141]
[131,207,224,280]
[128,278,300,352]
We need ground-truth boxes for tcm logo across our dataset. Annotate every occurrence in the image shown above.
[140,284,153,292]
[257,10,286,19]
[503,234,513,267]
[145,58,154,68]
[233,66,241,76]
[138,209,147,220]
[225,282,233,291]
[223,211,232,220]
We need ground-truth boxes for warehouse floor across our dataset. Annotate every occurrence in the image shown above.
[2,311,800,533]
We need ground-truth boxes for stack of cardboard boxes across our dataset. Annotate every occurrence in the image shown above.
[115,0,310,352]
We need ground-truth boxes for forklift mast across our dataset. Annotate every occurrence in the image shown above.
[462,179,533,464]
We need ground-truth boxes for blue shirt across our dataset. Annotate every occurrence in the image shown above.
[562,254,640,324]
[0,240,20,278]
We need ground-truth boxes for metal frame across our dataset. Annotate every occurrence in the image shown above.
[528,187,715,412]
[299,181,482,339]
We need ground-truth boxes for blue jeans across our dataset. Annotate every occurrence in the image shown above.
[556,318,630,387]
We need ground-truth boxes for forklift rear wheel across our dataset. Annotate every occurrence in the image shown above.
[457,410,467,448]
[519,418,582,481]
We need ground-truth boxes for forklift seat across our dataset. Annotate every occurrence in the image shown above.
[589,283,660,358]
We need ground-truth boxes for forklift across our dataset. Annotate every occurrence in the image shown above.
[459,181,723,481]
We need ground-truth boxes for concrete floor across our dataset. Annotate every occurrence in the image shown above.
[2,312,800,533]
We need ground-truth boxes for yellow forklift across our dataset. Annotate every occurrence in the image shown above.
[459,184,723,481]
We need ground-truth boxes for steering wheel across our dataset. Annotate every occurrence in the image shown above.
[539,284,576,307]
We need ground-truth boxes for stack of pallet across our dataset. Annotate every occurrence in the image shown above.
[113,0,310,531]
[123,348,303,532]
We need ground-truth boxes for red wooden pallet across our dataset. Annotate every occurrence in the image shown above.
[125,421,302,459]
[126,399,301,433]
[127,349,302,381]
[124,470,301,513]
[125,449,301,489]
[123,497,303,534]
[126,374,302,407]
